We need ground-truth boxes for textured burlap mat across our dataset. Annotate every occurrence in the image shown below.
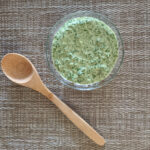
[0,0,150,150]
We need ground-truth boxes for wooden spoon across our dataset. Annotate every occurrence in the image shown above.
[1,53,105,146]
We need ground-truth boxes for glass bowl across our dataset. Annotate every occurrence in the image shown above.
[45,11,124,91]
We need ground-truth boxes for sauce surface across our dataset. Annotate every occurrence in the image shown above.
[52,17,118,84]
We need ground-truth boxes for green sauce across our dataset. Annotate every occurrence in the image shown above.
[52,17,118,84]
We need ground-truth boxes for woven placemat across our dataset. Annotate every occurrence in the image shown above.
[0,0,150,150]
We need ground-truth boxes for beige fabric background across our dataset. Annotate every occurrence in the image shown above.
[0,0,150,150]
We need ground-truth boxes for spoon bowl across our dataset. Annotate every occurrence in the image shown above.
[1,53,33,84]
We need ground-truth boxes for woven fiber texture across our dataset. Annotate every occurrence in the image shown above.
[0,0,150,150]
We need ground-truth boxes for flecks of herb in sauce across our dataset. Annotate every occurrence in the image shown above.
[52,17,118,84]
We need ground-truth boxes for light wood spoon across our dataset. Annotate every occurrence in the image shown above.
[1,53,105,146]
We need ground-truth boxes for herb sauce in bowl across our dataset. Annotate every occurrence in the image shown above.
[52,17,118,84]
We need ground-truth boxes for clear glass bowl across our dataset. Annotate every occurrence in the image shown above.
[45,11,124,91]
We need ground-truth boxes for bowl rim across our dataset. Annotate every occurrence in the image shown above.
[45,10,124,91]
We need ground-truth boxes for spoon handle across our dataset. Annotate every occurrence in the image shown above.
[40,86,105,146]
